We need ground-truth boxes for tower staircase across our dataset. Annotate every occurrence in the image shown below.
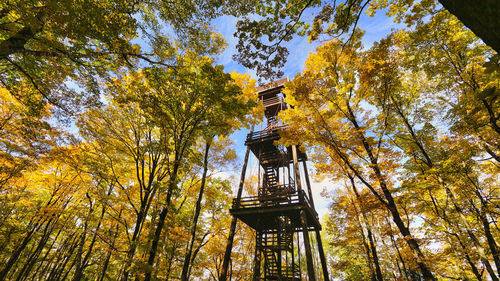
[258,223,300,281]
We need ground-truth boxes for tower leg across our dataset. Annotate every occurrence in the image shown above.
[315,230,330,281]
[302,161,315,208]
[300,211,316,281]
[253,232,261,281]
[302,161,330,281]
[292,145,316,281]
[278,231,282,277]
[220,146,251,281]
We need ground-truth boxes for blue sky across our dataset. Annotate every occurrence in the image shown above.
[213,9,405,79]
[212,8,406,218]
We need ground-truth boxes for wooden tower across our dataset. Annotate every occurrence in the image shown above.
[220,79,329,281]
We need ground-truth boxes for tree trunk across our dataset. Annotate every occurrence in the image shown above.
[73,202,106,281]
[44,230,78,281]
[355,203,377,281]
[181,140,211,281]
[122,152,159,281]
[0,221,42,280]
[143,160,180,281]
[453,233,483,280]
[385,216,410,281]
[122,200,151,281]
[444,187,499,281]
[438,0,500,53]
[471,186,500,274]
[98,220,120,281]
[220,145,252,281]
[187,231,210,278]
[345,102,436,280]
[15,220,54,281]
[349,175,383,281]
[394,101,498,279]
[48,233,81,281]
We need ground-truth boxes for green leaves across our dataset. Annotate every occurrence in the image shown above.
[0,0,235,118]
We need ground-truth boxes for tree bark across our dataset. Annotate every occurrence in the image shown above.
[345,102,436,280]
[0,220,43,280]
[181,140,211,281]
[143,159,181,281]
[438,0,500,53]
[220,145,252,281]
[385,216,410,281]
[15,220,54,281]
[98,221,120,281]
[73,201,106,281]
[348,175,383,281]
[122,184,157,280]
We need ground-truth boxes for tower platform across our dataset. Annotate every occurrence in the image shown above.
[230,190,321,232]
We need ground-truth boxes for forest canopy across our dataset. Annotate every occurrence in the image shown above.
[0,0,498,280]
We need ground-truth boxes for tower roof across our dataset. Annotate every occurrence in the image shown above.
[255,77,289,95]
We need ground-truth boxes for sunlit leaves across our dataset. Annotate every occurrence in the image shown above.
[279,9,498,280]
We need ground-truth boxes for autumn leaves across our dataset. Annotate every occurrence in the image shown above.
[279,11,498,281]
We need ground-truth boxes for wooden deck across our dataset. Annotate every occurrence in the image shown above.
[230,190,321,231]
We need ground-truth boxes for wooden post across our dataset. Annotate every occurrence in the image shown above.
[302,161,330,281]
[291,231,296,278]
[302,161,315,209]
[278,236,282,277]
[292,145,316,281]
[292,145,303,191]
[219,145,251,281]
[315,231,330,281]
[253,232,261,281]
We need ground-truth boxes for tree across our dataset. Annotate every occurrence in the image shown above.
[323,179,386,281]
[360,12,499,279]
[231,0,499,79]
[78,97,172,281]
[0,86,57,187]
[360,26,499,279]
[0,145,93,280]
[99,51,258,280]
[280,31,437,280]
[180,137,241,281]
[0,0,231,114]
[0,0,231,206]
[279,8,499,280]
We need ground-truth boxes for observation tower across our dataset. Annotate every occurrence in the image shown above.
[220,78,329,281]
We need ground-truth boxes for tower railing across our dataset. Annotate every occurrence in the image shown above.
[231,190,318,218]
[245,124,289,142]
[261,95,285,108]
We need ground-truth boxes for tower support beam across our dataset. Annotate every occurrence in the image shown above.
[292,145,316,281]
[303,161,330,281]
[253,231,261,281]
